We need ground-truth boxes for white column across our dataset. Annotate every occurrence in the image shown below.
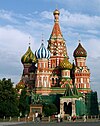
[60,101,64,118]
[72,100,76,116]
[42,76,43,87]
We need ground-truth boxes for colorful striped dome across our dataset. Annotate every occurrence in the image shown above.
[35,43,50,59]
[60,58,72,70]
[21,46,37,64]
[73,42,87,57]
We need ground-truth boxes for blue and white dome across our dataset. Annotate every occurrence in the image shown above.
[35,43,50,59]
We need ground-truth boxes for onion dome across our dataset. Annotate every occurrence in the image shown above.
[21,46,37,64]
[60,58,72,70]
[73,41,87,57]
[16,80,25,89]
[53,9,60,23]
[53,9,60,15]
[35,43,50,59]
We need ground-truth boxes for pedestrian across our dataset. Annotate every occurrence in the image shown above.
[32,114,35,122]
[35,111,38,122]
[72,115,76,122]
[83,115,86,122]
[38,113,42,121]
[68,115,71,122]
[57,113,61,122]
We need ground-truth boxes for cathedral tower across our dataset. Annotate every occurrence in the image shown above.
[35,43,51,94]
[73,40,91,93]
[48,9,68,69]
[21,45,37,88]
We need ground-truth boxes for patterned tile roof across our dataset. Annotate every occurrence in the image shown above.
[21,46,37,64]
[60,58,72,70]
[73,42,87,57]
[35,43,50,59]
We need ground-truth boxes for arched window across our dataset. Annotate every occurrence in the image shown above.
[52,78,54,84]
[56,78,58,83]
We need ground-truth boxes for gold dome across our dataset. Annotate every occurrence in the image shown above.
[53,9,60,15]
[16,80,25,89]
[60,58,72,70]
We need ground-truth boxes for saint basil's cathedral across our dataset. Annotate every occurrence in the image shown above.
[19,9,90,95]
[16,9,98,117]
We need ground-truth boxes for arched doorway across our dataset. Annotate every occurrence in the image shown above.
[64,102,72,115]
[64,102,67,114]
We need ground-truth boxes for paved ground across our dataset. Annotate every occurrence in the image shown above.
[0,121,100,126]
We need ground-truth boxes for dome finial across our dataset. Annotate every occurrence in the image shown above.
[56,4,58,9]
[53,8,60,22]
[78,39,81,43]
[28,36,31,46]
[41,33,44,43]
[78,34,81,43]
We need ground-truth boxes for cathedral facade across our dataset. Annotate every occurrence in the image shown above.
[18,9,91,96]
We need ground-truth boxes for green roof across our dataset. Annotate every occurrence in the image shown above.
[64,84,73,96]
[72,85,79,96]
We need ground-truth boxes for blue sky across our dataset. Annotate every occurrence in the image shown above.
[0,0,100,100]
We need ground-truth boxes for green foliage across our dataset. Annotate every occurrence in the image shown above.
[18,88,30,116]
[41,94,61,115]
[31,92,42,104]
[0,78,19,117]
[43,103,57,116]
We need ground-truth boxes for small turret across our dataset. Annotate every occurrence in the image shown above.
[35,43,50,59]
[60,58,72,70]
[73,40,87,58]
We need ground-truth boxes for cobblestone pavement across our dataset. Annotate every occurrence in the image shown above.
[0,121,100,126]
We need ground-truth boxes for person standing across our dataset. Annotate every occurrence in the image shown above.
[83,115,86,122]
[72,115,76,122]
[58,113,61,122]
[35,111,38,122]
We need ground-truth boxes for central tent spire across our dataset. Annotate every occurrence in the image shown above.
[50,9,63,39]
[48,9,68,62]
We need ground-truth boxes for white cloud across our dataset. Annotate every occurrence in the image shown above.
[50,0,100,15]
[85,38,100,58]
[0,26,37,84]
[87,57,100,100]
[87,30,99,35]
[25,20,52,30]
[0,10,18,23]
[41,8,100,31]
[40,11,53,20]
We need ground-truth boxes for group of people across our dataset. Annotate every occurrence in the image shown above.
[57,113,76,123]
[34,112,86,122]
[68,114,86,122]
[35,111,42,122]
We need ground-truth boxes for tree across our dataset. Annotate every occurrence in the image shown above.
[18,88,30,116]
[43,103,57,116]
[0,78,19,117]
